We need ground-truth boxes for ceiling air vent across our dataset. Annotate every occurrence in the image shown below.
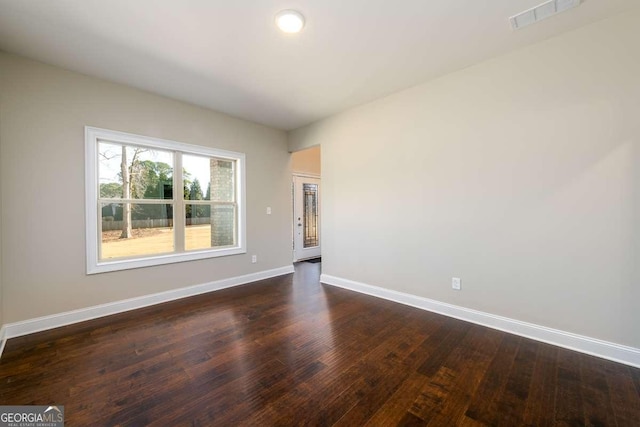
[509,0,581,30]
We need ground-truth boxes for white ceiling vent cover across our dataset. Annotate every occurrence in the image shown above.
[510,0,581,30]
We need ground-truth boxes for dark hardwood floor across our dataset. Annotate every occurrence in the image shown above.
[1,263,639,426]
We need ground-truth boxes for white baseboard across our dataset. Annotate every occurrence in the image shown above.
[0,326,6,359]
[320,274,640,368]
[0,265,294,350]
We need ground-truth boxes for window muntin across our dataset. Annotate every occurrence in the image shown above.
[86,127,246,274]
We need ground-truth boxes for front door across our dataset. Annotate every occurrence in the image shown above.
[293,175,321,261]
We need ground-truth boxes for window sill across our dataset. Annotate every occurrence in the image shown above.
[87,247,247,274]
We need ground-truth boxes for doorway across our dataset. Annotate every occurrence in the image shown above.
[291,145,321,262]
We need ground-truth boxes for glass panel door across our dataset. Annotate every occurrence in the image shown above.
[293,176,321,261]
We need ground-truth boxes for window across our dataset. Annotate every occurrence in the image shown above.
[85,127,246,274]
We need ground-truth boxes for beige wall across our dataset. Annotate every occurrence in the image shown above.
[0,95,3,327]
[291,146,321,176]
[289,10,640,348]
[0,53,292,324]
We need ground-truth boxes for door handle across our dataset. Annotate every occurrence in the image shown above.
[298,223,302,226]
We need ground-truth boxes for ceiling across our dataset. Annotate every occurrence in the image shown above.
[0,0,635,130]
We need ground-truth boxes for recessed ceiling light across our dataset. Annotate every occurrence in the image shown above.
[275,10,305,33]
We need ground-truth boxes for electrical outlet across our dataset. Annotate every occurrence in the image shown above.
[452,277,461,290]
[251,255,257,263]
[266,207,272,215]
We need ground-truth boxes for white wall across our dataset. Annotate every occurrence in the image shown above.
[0,53,292,324]
[0,96,3,328]
[289,10,640,348]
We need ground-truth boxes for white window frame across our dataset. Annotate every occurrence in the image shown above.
[85,126,246,274]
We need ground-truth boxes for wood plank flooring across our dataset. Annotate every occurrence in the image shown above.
[1,263,639,426]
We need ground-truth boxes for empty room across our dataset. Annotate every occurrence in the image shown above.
[0,0,639,425]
